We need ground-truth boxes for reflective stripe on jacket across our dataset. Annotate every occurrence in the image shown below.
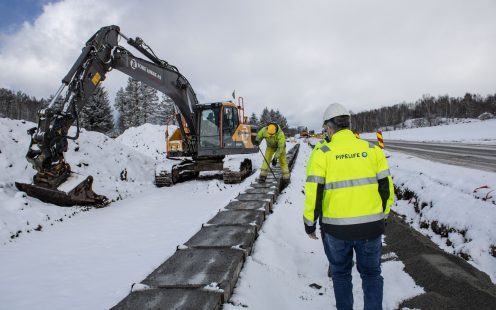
[303,129,394,240]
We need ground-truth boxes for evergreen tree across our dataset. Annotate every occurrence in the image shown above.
[138,82,159,124]
[78,85,114,133]
[272,109,289,132]
[122,78,141,128]
[115,78,142,130]
[153,94,176,125]
[248,112,258,126]
[257,107,289,132]
[114,87,127,133]
[259,107,271,126]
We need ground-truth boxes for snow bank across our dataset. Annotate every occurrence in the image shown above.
[0,117,156,245]
[116,123,177,160]
[361,118,496,144]
[390,152,496,282]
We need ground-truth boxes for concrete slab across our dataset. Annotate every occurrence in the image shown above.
[224,200,270,215]
[185,225,257,254]
[236,193,276,206]
[249,182,279,190]
[244,187,278,196]
[111,288,223,310]
[142,248,244,301]
[207,210,265,230]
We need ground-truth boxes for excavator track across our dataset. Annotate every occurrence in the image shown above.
[223,158,253,184]
[155,158,254,187]
[154,171,173,187]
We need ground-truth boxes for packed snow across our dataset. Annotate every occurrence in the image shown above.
[224,143,423,309]
[0,116,495,309]
[389,152,496,282]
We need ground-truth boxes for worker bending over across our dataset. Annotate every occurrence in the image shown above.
[254,123,290,185]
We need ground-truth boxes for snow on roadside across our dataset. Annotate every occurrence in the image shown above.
[389,152,496,282]
[361,118,496,144]
[0,117,156,245]
[225,143,423,309]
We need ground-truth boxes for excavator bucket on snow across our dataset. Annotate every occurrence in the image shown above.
[15,174,109,207]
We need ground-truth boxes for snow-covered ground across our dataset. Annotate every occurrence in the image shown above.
[0,116,495,309]
[224,143,423,310]
[360,117,496,282]
[361,118,496,144]
[389,152,496,282]
[0,117,268,309]
[0,118,156,245]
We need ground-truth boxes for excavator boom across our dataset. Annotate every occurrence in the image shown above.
[16,25,257,206]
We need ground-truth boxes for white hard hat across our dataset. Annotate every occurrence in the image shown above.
[323,103,350,123]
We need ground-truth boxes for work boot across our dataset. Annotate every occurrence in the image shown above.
[258,175,266,184]
[281,178,290,189]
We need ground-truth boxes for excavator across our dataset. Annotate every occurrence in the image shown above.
[15,25,258,207]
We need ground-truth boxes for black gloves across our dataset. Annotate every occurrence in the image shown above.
[271,158,278,167]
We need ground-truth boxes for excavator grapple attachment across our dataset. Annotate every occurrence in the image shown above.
[15,175,109,207]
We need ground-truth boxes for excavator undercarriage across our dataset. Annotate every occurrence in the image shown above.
[154,157,253,187]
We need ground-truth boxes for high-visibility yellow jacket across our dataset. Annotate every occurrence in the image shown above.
[312,137,330,150]
[256,124,286,158]
[304,129,394,240]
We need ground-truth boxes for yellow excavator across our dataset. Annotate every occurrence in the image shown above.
[15,25,258,206]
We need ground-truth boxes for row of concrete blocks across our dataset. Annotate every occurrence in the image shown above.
[112,144,301,310]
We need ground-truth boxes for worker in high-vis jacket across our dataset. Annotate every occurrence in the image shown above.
[303,103,394,310]
[254,122,289,185]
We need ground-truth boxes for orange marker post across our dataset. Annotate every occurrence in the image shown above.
[376,130,385,149]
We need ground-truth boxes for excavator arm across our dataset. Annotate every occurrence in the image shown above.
[16,25,200,206]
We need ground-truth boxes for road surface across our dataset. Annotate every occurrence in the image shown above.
[368,140,496,172]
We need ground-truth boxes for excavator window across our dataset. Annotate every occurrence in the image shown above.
[199,108,221,148]
[222,106,239,147]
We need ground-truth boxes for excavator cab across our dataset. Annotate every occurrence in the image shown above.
[166,99,257,158]
[158,99,258,186]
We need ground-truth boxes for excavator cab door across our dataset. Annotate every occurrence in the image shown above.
[221,105,239,147]
[198,107,221,149]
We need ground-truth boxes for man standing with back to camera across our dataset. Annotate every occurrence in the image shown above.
[303,103,394,310]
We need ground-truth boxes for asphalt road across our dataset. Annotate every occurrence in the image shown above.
[367,140,496,172]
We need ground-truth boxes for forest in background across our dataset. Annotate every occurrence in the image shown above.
[351,93,496,133]
[1,85,494,136]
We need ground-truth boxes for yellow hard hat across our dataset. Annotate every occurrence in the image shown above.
[267,124,277,135]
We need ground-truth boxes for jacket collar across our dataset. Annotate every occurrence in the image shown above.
[330,129,355,142]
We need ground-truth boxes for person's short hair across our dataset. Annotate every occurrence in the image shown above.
[324,115,351,131]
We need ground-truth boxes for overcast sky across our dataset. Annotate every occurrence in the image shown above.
[0,0,495,129]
